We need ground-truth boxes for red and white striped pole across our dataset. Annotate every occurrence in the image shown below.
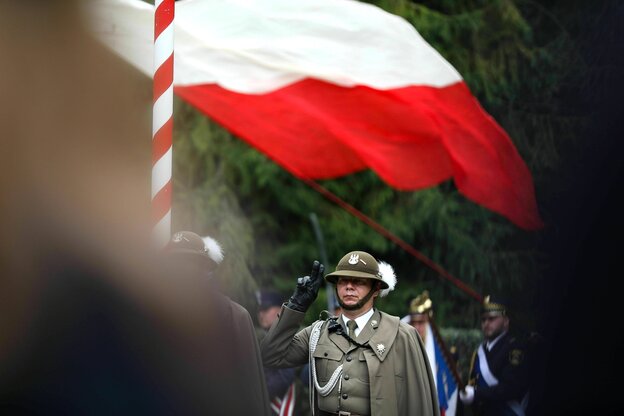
[152,0,174,247]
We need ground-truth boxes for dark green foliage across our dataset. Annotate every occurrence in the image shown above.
[171,0,589,328]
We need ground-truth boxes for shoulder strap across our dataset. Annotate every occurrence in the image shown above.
[477,344,499,386]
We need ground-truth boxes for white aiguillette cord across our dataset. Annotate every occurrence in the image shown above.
[309,320,343,415]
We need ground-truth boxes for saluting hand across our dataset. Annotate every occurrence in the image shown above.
[287,260,325,312]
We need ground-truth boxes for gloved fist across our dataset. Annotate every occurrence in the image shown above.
[459,386,475,405]
[287,261,324,312]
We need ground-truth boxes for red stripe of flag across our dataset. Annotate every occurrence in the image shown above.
[176,79,542,230]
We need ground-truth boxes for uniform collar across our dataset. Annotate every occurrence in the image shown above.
[329,309,399,360]
[341,307,375,335]
[485,330,508,351]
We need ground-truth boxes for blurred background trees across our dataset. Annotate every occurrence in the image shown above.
[170,0,595,331]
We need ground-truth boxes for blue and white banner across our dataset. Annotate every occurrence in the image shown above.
[426,323,458,416]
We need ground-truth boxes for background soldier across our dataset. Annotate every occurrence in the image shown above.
[405,291,463,416]
[257,291,287,335]
[261,251,439,416]
[460,296,529,416]
[256,290,298,414]
[407,291,434,342]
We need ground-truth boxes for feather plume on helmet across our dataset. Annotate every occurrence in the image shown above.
[167,231,224,271]
[202,235,224,265]
[377,261,397,297]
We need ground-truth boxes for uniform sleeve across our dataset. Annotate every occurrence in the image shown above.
[260,305,312,368]
[474,345,530,402]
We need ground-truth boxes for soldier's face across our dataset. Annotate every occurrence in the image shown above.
[336,277,374,308]
[165,255,213,282]
[257,306,281,329]
[481,314,509,340]
[410,315,429,340]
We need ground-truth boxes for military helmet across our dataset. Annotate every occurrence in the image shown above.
[410,290,433,317]
[325,251,389,289]
[257,290,285,311]
[481,295,507,317]
[166,231,223,269]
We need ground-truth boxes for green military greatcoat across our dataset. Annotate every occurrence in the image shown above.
[261,305,439,416]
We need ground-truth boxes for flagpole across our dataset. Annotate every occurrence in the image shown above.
[152,0,175,247]
[309,213,336,313]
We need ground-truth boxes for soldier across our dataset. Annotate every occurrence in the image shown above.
[406,291,464,416]
[256,290,297,413]
[408,291,434,342]
[258,291,287,334]
[261,251,439,416]
[460,296,530,416]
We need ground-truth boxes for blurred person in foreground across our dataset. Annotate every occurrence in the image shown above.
[0,2,269,414]
[261,251,439,416]
[256,290,297,414]
[460,296,530,416]
[166,231,271,415]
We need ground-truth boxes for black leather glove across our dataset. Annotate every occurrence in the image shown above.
[287,260,324,312]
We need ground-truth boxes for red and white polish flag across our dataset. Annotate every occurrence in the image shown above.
[89,0,542,230]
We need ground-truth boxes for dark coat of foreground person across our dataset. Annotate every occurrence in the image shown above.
[0,2,270,414]
[0,262,271,415]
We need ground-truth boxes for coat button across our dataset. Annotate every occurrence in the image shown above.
[346,355,352,362]
[342,393,348,400]
[324,352,328,357]
[344,374,350,380]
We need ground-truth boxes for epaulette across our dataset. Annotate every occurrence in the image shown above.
[509,348,525,366]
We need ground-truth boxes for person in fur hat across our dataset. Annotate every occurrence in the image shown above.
[166,231,272,416]
[261,251,439,416]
